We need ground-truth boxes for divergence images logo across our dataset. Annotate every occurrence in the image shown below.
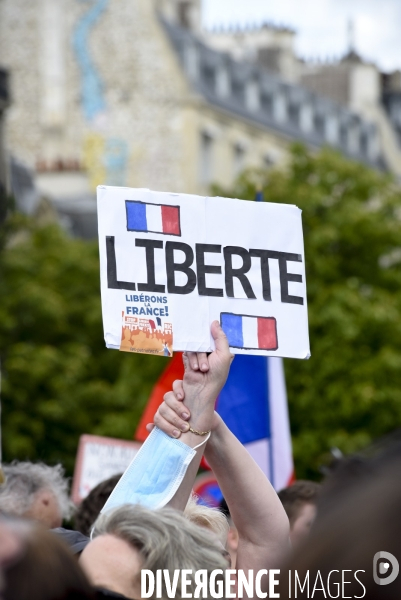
[373,551,399,586]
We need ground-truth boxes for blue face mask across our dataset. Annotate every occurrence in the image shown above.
[101,427,208,514]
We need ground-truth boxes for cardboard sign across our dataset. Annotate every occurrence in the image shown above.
[97,187,310,359]
[71,434,141,503]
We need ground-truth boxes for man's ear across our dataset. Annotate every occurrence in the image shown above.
[227,525,239,551]
[38,489,52,506]
[24,488,62,528]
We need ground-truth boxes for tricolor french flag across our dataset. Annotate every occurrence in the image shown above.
[215,355,293,491]
[135,353,294,493]
[221,313,278,351]
[126,200,181,236]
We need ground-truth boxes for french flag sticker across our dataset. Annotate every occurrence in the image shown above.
[126,200,181,236]
[221,312,278,351]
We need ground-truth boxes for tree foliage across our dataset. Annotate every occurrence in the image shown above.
[2,145,401,479]
[213,145,401,478]
[0,215,165,473]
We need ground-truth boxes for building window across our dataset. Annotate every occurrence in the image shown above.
[232,80,245,104]
[273,93,287,123]
[314,113,325,136]
[178,2,191,29]
[263,153,275,170]
[201,64,216,90]
[233,143,245,178]
[261,94,273,117]
[200,132,213,185]
[288,103,299,126]
[299,104,313,133]
[324,114,339,145]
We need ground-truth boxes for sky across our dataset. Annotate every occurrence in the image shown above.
[202,0,401,72]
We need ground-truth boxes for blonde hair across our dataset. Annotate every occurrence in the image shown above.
[184,495,229,547]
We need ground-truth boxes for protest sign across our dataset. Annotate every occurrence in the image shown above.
[97,187,310,359]
[71,434,141,503]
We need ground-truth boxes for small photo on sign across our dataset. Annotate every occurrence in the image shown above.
[119,312,173,356]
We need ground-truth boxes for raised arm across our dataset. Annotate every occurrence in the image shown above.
[101,321,231,515]
[151,373,290,572]
[204,414,290,571]
[153,321,233,510]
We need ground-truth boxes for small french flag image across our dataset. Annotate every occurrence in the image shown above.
[125,200,181,236]
[221,312,278,351]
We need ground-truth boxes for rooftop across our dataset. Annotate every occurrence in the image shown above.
[163,18,383,169]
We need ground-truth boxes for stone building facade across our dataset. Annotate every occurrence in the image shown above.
[0,0,392,236]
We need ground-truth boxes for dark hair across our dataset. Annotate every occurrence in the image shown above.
[316,455,373,520]
[218,497,230,518]
[74,474,122,536]
[3,521,94,600]
[278,443,401,599]
[277,480,321,525]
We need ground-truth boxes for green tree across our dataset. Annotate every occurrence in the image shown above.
[214,145,401,479]
[0,215,166,473]
[3,146,401,480]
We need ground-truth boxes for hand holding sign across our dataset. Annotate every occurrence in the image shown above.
[150,321,232,438]
[182,320,233,428]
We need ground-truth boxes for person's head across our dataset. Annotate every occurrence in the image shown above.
[0,517,94,600]
[278,450,401,599]
[0,461,73,528]
[80,504,228,599]
[184,495,229,547]
[316,455,373,520]
[277,480,321,547]
[74,474,122,536]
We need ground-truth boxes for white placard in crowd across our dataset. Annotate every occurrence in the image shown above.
[71,434,141,503]
[97,186,310,359]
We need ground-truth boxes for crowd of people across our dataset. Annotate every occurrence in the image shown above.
[0,321,400,599]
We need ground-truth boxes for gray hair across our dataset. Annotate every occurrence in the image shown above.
[93,504,228,599]
[0,461,74,519]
